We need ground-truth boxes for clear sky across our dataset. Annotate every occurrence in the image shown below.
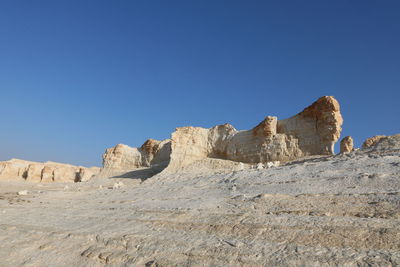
[1,1,399,167]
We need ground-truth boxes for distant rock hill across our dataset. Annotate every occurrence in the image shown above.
[0,158,99,183]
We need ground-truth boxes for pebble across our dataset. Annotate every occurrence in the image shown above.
[17,190,28,196]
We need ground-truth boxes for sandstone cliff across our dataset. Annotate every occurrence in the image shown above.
[100,140,171,177]
[0,159,100,183]
[103,96,343,174]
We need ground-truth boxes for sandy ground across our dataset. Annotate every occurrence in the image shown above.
[0,150,399,266]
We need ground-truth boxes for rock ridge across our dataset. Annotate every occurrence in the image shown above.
[0,159,100,183]
[103,96,343,175]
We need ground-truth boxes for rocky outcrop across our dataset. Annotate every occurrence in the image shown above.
[340,136,354,153]
[163,96,342,172]
[277,96,343,155]
[362,135,386,149]
[103,96,343,174]
[0,159,100,183]
[101,140,171,176]
[102,144,143,170]
[362,134,400,152]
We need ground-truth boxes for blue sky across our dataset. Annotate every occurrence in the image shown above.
[1,1,399,166]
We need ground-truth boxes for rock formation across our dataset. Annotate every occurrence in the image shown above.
[362,134,400,152]
[101,140,171,177]
[340,136,354,153]
[0,159,100,183]
[362,135,386,149]
[103,96,343,174]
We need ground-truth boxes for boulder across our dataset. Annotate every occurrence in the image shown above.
[340,136,354,153]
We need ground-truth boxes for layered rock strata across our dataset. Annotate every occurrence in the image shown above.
[103,96,343,174]
[0,159,100,183]
[102,140,171,171]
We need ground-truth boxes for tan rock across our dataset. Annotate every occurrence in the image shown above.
[102,96,343,175]
[102,144,143,170]
[277,96,343,155]
[0,159,28,180]
[53,167,78,183]
[361,134,400,151]
[167,126,210,171]
[26,164,43,182]
[141,139,171,166]
[101,139,171,176]
[340,136,354,153]
[0,159,99,183]
[41,166,54,182]
[76,167,99,182]
[362,135,386,149]
[253,116,277,137]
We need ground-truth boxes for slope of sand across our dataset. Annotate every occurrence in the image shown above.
[0,150,399,266]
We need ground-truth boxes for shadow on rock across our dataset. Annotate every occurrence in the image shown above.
[111,164,166,181]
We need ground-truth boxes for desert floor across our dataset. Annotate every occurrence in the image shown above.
[0,150,399,266]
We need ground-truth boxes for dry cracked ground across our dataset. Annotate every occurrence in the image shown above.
[0,150,399,266]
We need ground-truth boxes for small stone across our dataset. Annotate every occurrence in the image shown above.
[113,181,125,189]
[17,190,28,196]
[266,161,280,168]
[237,162,245,171]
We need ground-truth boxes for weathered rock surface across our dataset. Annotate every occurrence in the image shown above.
[101,140,171,176]
[102,144,143,170]
[340,136,354,153]
[0,159,99,183]
[362,134,400,152]
[362,135,387,149]
[103,96,343,174]
[277,96,343,155]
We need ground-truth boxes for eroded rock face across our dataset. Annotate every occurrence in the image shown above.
[362,135,386,149]
[164,96,342,172]
[102,144,143,170]
[0,159,100,183]
[101,139,171,175]
[340,136,354,153]
[362,134,400,152]
[277,96,343,155]
[253,116,277,137]
[26,164,43,182]
[41,166,54,183]
[103,96,344,174]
